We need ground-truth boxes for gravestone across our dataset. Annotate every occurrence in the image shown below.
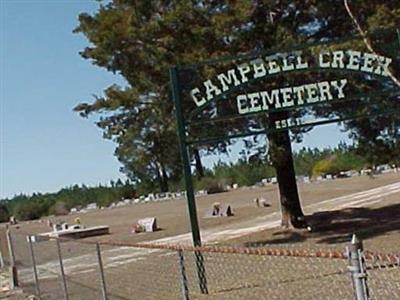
[9,216,17,225]
[46,219,53,228]
[137,217,158,232]
[205,204,234,218]
[254,197,270,207]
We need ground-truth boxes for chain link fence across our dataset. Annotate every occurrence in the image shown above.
[364,252,400,299]
[4,231,400,300]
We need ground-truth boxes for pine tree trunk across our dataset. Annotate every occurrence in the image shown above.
[193,148,205,178]
[267,116,308,229]
[154,164,163,192]
[160,163,169,192]
[154,162,168,193]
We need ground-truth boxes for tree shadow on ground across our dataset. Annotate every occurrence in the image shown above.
[244,203,400,247]
[250,231,308,246]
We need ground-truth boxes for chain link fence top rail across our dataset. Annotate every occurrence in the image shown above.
[7,232,400,300]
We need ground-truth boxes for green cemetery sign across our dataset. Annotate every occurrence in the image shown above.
[170,27,400,248]
[190,50,391,112]
[170,26,399,295]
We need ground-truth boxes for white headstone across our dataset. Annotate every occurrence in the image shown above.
[137,217,157,232]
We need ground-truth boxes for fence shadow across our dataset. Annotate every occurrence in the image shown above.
[245,203,400,247]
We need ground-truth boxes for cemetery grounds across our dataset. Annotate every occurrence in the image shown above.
[1,172,400,299]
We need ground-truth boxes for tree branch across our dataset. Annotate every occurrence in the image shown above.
[343,0,400,87]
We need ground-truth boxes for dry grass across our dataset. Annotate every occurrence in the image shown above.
[4,172,400,299]
[8,172,400,247]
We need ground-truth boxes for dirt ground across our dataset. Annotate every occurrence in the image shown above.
[222,174,400,252]
[4,172,400,251]
[2,172,400,300]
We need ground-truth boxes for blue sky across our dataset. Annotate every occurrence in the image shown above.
[0,0,349,199]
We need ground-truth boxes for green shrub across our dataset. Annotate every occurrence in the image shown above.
[0,203,10,223]
[48,201,69,216]
[196,177,227,194]
[312,158,336,176]
[14,202,45,221]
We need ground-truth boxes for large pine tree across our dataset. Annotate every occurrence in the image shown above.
[75,0,399,228]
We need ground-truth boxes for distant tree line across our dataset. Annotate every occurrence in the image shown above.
[0,180,136,222]
[1,144,396,222]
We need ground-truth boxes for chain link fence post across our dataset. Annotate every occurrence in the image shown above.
[0,249,4,269]
[194,250,208,294]
[177,249,189,300]
[347,234,370,300]
[397,28,400,47]
[6,229,18,289]
[95,243,108,300]
[56,238,69,300]
[27,235,41,298]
